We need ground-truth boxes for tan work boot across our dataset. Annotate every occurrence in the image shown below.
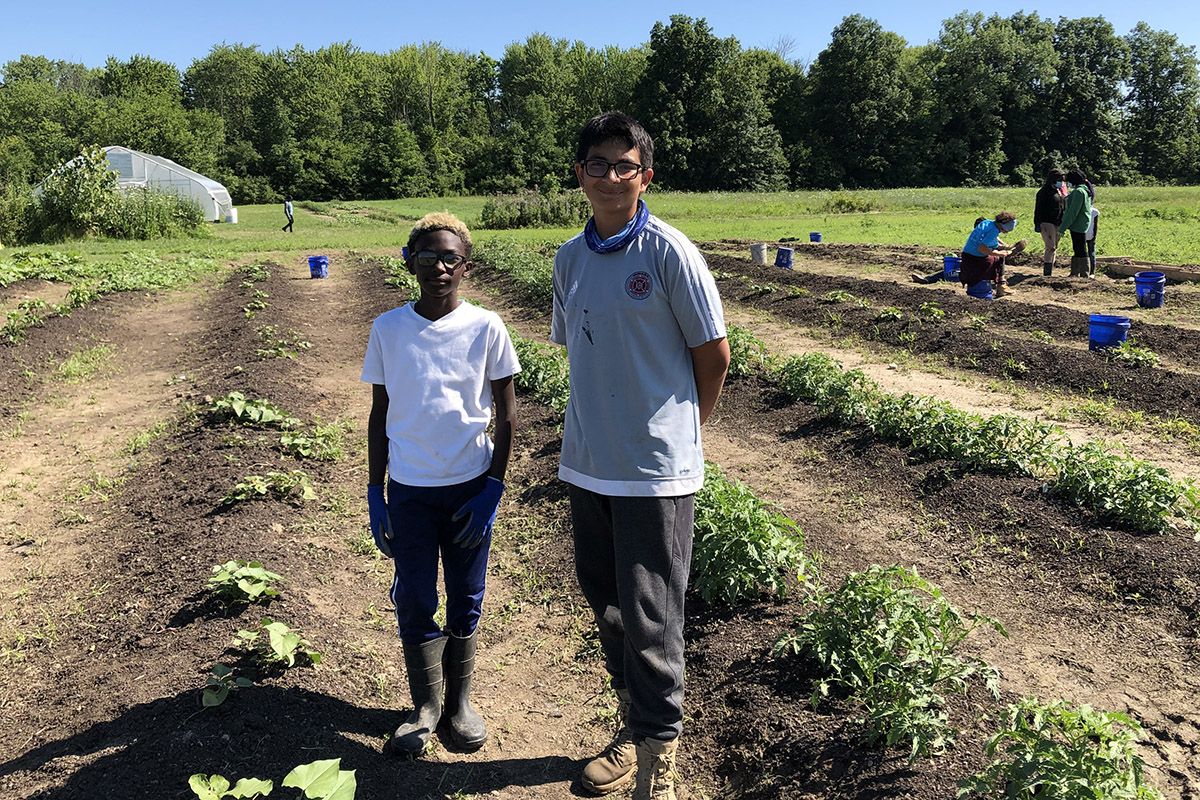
[633,736,680,800]
[581,688,636,794]
[993,283,1011,298]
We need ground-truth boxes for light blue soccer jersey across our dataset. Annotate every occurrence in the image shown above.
[551,215,726,497]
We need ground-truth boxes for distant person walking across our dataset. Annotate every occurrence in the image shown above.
[282,197,294,233]
[1033,169,1066,276]
[1058,170,1093,278]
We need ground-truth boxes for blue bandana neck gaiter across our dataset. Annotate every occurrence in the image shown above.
[584,199,649,254]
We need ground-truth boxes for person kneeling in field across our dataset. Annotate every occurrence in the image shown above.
[362,212,520,757]
[553,112,730,800]
[959,211,1026,299]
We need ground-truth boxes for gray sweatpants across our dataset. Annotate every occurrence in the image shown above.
[568,484,694,742]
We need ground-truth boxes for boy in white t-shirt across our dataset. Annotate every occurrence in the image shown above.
[361,212,520,757]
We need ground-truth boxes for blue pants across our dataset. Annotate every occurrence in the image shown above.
[387,474,491,644]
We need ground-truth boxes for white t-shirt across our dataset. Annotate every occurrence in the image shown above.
[551,214,726,497]
[1086,205,1100,241]
[361,301,520,486]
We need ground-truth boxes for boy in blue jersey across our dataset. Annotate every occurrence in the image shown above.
[551,112,730,800]
[363,212,520,757]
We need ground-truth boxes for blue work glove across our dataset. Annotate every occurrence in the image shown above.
[367,484,393,558]
[451,477,504,549]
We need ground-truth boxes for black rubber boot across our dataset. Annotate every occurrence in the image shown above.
[444,631,487,750]
[1043,262,1053,277]
[1070,256,1090,277]
[386,636,446,756]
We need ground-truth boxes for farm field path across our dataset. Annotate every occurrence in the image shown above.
[0,283,208,610]
[720,303,1200,482]
[467,267,1200,798]
[0,258,612,800]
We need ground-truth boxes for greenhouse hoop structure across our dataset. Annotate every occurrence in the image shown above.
[101,146,234,222]
[38,146,235,222]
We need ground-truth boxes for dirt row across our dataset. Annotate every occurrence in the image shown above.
[704,246,1200,370]
[468,259,1200,797]
[0,259,611,799]
[704,253,1200,425]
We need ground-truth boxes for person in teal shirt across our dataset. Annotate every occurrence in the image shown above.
[1058,169,1093,278]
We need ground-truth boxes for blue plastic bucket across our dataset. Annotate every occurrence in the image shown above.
[308,255,329,279]
[809,232,822,242]
[943,256,961,281]
[1088,314,1130,350]
[775,247,794,269]
[966,279,993,300]
[1134,271,1166,309]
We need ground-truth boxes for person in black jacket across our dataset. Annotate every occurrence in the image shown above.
[1033,169,1066,277]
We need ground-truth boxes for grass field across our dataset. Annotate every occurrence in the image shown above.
[5,186,1200,265]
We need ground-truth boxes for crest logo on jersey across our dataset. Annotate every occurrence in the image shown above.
[625,271,652,300]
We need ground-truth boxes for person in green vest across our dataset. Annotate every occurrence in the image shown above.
[1058,170,1093,278]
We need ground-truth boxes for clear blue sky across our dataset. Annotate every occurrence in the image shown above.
[3,0,1196,71]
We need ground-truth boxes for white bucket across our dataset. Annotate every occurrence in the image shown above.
[225,208,238,224]
[750,243,768,265]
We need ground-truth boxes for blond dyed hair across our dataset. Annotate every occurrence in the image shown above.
[407,211,473,255]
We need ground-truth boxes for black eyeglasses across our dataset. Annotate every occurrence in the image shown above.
[412,250,468,271]
[581,158,645,180]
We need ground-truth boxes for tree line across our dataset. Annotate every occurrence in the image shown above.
[1,12,1198,203]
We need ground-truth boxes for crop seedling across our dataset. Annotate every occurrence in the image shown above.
[1031,330,1054,344]
[243,263,271,283]
[876,306,904,322]
[209,560,284,605]
[726,326,774,378]
[821,289,857,304]
[966,313,988,331]
[223,471,318,506]
[256,325,312,359]
[280,421,348,461]
[693,463,815,605]
[510,331,571,413]
[189,774,273,799]
[209,392,300,429]
[1105,338,1160,368]
[1002,357,1029,377]
[775,565,1005,761]
[234,617,321,668]
[189,758,356,800]
[202,664,253,707]
[958,698,1164,799]
[786,286,811,299]
[918,301,945,320]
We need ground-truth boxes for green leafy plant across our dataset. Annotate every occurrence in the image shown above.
[256,325,312,359]
[958,698,1164,799]
[875,306,904,322]
[282,759,356,800]
[1030,330,1054,344]
[280,421,348,461]
[692,463,815,605]
[966,313,988,331]
[1002,357,1030,377]
[234,618,321,668]
[243,263,271,283]
[209,393,300,429]
[223,471,317,506]
[726,325,774,378]
[189,774,273,799]
[821,289,858,304]
[918,301,945,320]
[1105,338,1160,368]
[775,565,1004,761]
[208,560,284,605]
[511,332,571,413]
[202,664,254,707]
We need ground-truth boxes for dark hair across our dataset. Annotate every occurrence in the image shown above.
[575,112,654,169]
[1046,169,1064,182]
[994,211,1016,224]
[1065,169,1086,185]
